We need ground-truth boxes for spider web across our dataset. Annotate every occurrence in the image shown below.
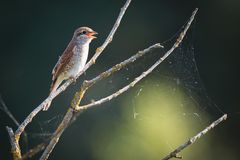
[81,24,227,160]
[128,24,225,123]
[81,22,225,124]
[27,114,63,143]
[23,22,225,159]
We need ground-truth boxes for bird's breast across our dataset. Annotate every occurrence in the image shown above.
[67,44,89,77]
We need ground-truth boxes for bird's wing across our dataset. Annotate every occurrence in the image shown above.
[52,40,75,81]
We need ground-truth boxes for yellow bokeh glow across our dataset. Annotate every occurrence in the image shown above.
[91,79,213,160]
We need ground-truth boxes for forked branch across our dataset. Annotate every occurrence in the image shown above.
[6,3,220,160]
[40,7,198,160]
[9,0,132,159]
[22,43,163,159]
[40,43,163,160]
[76,8,198,110]
[71,43,164,110]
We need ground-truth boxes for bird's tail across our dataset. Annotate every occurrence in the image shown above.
[43,77,62,111]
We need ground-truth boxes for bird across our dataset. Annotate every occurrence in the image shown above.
[43,26,97,111]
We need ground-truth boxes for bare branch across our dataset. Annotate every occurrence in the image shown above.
[88,44,163,86]
[87,0,132,64]
[161,114,227,160]
[15,106,42,141]
[40,43,163,160]
[39,1,132,159]
[40,7,198,160]
[8,5,199,160]
[14,0,132,151]
[71,43,163,110]
[76,8,198,111]
[19,43,163,160]
[1,95,28,154]
[6,126,22,160]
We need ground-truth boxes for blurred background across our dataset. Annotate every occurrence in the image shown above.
[0,0,239,159]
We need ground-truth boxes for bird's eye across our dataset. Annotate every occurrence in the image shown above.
[77,31,87,36]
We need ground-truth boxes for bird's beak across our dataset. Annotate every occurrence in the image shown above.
[86,31,98,39]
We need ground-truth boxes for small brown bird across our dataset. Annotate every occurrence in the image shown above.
[43,27,97,110]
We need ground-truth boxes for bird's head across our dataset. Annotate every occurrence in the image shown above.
[74,27,97,45]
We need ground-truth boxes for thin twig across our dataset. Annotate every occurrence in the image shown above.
[40,7,198,160]
[161,114,227,160]
[13,0,132,154]
[77,8,198,110]
[0,95,20,126]
[6,126,22,160]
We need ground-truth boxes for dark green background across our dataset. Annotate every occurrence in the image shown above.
[0,0,239,159]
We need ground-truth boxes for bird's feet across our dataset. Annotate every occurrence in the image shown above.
[43,101,51,111]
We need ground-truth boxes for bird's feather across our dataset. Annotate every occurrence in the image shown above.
[52,39,75,81]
